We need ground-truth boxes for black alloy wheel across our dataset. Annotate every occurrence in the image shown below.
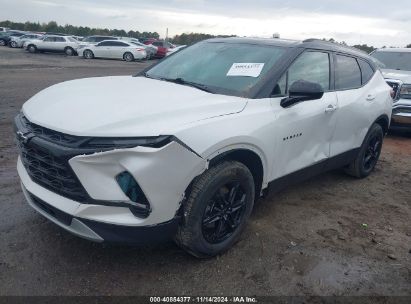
[363,133,382,172]
[202,182,247,244]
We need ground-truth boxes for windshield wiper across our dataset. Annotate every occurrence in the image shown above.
[160,77,212,93]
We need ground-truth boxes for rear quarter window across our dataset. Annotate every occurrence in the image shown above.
[358,59,375,85]
[335,55,362,90]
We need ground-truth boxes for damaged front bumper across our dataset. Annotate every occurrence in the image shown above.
[17,136,206,243]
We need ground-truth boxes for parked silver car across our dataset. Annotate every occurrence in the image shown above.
[371,48,411,131]
[10,33,43,48]
[25,35,79,56]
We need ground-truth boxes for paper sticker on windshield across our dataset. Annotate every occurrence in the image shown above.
[227,63,265,77]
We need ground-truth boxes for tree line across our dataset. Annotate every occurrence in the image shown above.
[170,33,236,45]
[0,20,160,39]
[1,20,410,51]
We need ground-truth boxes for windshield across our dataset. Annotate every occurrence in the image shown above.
[145,41,287,96]
[371,51,411,71]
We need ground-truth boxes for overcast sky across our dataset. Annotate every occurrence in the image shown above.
[2,0,410,47]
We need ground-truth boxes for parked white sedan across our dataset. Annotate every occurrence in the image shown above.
[78,40,147,62]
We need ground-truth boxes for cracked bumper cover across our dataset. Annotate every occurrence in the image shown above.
[18,141,207,243]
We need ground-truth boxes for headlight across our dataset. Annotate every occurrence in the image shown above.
[85,135,171,149]
[400,84,411,99]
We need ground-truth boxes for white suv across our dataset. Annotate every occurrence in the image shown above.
[15,38,392,257]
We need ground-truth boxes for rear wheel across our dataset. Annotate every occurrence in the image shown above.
[123,52,134,62]
[83,49,94,59]
[345,123,383,178]
[175,161,255,258]
[10,41,17,48]
[27,45,37,53]
[64,47,75,56]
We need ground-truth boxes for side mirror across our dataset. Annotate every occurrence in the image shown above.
[280,80,324,108]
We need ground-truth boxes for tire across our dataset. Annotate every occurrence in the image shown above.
[10,41,17,48]
[123,52,134,62]
[0,39,6,46]
[175,161,255,258]
[83,49,94,59]
[64,47,75,56]
[345,123,384,178]
[27,45,37,53]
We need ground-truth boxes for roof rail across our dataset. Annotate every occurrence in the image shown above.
[303,38,369,55]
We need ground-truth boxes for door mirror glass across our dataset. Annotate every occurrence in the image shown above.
[280,80,324,108]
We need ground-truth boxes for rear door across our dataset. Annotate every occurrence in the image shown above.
[107,41,130,59]
[330,54,376,156]
[271,50,339,179]
[54,36,67,51]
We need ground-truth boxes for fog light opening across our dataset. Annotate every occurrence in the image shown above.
[116,171,151,218]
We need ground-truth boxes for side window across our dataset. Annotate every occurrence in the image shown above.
[106,42,121,46]
[273,51,330,96]
[44,37,54,42]
[335,55,362,90]
[55,37,65,42]
[358,59,375,85]
[108,41,129,47]
[97,41,110,46]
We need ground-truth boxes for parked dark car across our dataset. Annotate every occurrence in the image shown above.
[0,31,26,46]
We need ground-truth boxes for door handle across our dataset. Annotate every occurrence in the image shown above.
[366,94,376,101]
[325,104,337,113]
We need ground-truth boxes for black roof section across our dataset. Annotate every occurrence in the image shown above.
[206,37,371,60]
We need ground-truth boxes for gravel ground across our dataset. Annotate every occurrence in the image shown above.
[0,47,410,296]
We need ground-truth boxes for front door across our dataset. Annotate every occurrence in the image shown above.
[270,50,339,179]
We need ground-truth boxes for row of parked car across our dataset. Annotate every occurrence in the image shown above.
[0,29,186,62]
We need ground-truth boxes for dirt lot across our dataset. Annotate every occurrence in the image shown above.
[0,47,410,297]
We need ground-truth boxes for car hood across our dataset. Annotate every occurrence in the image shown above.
[23,76,247,137]
[381,69,411,84]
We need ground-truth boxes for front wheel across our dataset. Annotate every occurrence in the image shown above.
[27,45,37,53]
[175,161,255,258]
[83,49,94,59]
[345,123,384,178]
[10,41,17,48]
[0,39,6,46]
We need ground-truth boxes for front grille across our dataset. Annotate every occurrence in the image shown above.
[15,115,90,202]
[21,115,84,146]
[15,114,153,218]
[393,107,411,115]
